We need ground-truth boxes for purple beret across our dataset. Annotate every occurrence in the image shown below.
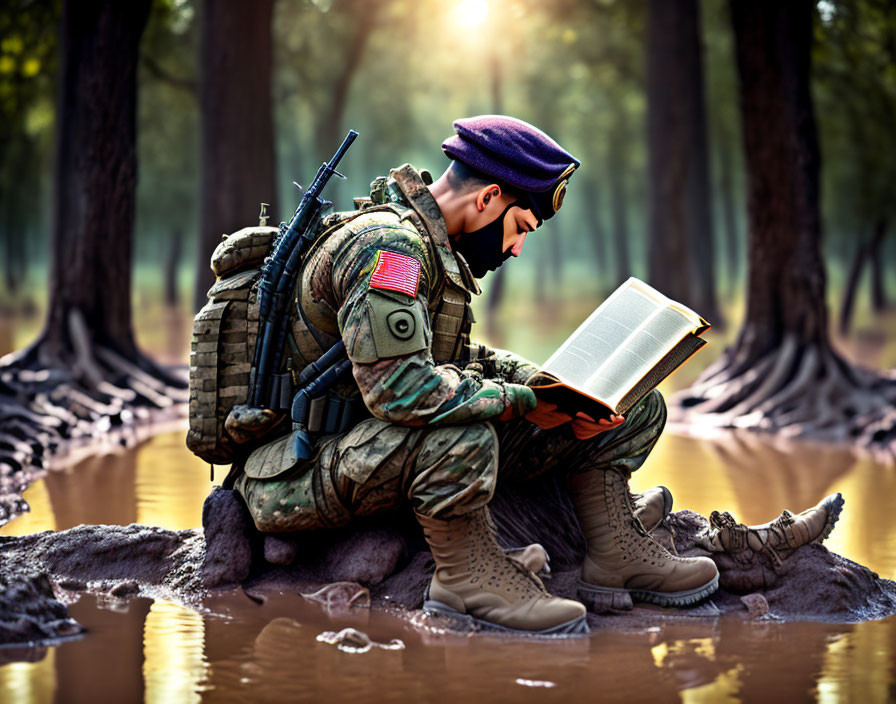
[441,115,580,221]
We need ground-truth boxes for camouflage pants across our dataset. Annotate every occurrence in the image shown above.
[234,389,667,532]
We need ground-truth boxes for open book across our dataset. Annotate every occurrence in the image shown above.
[528,277,710,418]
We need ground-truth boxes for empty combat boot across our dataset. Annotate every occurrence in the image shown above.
[417,508,588,635]
[569,469,719,610]
[697,493,844,566]
[631,485,674,532]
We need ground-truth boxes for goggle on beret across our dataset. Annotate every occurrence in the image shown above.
[441,115,580,222]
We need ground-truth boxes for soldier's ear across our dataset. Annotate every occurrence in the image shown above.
[475,184,502,211]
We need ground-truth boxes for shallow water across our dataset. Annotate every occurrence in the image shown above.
[2,428,896,703]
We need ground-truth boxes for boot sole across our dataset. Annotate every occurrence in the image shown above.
[422,600,589,636]
[578,573,719,609]
[812,493,845,545]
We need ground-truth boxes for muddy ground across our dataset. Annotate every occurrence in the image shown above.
[2,474,895,647]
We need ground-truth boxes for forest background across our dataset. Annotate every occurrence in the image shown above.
[0,0,893,421]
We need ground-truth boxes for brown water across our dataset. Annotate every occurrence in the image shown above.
[2,427,895,703]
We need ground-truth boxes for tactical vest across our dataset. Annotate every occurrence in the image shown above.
[187,165,479,465]
[290,164,480,368]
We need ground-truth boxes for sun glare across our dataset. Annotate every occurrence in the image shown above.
[454,0,489,29]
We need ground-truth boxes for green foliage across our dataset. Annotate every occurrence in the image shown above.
[0,0,58,155]
[0,0,58,286]
[814,0,896,236]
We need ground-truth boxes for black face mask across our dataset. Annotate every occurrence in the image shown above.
[452,203,515,278]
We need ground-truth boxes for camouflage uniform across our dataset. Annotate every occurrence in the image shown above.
[234,165,666,532]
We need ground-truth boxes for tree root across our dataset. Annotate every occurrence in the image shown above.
[0,339,189,524]
[672,341,896,459]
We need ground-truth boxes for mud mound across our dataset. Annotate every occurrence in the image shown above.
[0,523,204,644]
[0,558,82,644]
[3,482,896,645]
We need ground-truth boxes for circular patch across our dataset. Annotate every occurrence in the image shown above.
[387,310,415,340]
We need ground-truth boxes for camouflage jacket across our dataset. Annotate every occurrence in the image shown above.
[286,164,538,427]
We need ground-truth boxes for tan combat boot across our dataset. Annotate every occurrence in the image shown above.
[417,508,588,635]
[506,486,673,576]
[697,493,844,566]
[632,485,673,532]
[569,469,718,610]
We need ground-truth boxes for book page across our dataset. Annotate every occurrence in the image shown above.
[541,279,659,390]
[584,307,697,408]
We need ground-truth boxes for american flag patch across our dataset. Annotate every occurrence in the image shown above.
[369,250,421,298]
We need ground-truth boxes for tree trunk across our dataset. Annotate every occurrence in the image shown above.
[195,0,277,312]
[671,1,896,454]
[647,0,722,326]
[729,0,827,361]
[485,51,506,325]
[42,0,152,362]
[869,217,888,313]
[1,134,38,299]
[839,235,867,336]
[584,180,608,283]
[608,139,631,288]
[717,138,740,292]
[2,190,25,298]
[318,0,378,156]
[549,223,563,286]
[164,229,182,308]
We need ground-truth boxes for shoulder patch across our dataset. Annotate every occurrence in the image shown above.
[369,250,421,298]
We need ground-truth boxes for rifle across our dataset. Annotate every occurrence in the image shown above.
[248,130,358,410]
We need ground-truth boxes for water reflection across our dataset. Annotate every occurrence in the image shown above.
[0,651,55,704]
[135,431,214,530]
[0,590,894,703]
[2,429,896,702]
[143,601,208,703]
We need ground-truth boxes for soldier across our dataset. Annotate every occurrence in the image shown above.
[231,116,719,634]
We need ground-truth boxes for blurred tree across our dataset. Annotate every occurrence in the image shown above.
[583,177,609,281]
[195,0,277,311]
[646,0,722,327]
[702,0,745,296]
[137,0,198,313]
[40,0,152,364]
[318,0,381,155]
[813,0,895,329]
[568,0,644,289]
[608,126,632,288]
[676,0,896,453]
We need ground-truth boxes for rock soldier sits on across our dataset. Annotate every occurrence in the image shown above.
[196,116,719,635]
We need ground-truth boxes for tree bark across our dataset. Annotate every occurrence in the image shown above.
[42,0,152,362]
[647,0,721,327]
[869,217,888,313]
[729,0,828,361]
[195,0,277,312]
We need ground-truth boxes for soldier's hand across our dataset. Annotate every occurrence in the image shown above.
[525,399,573,429]
[570,412,625,439]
